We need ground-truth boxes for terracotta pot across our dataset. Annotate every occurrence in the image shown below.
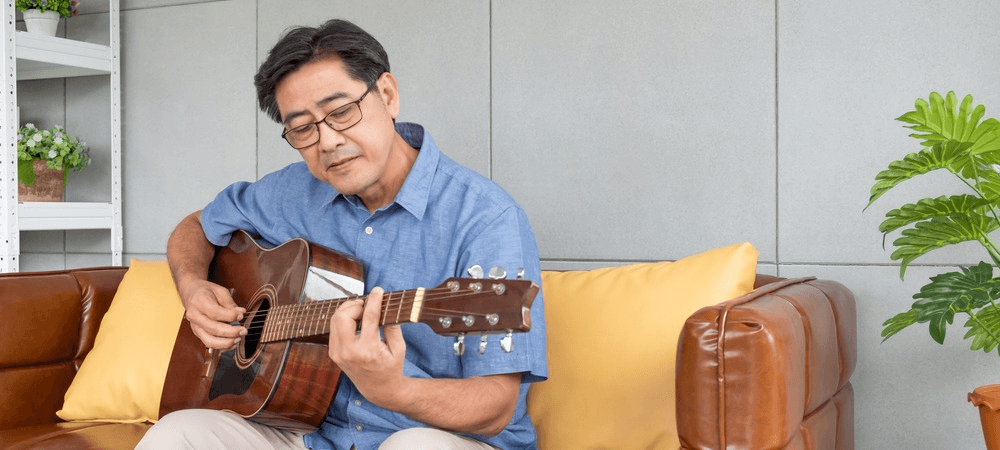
[18,160,65,202]
[970,385,1000,450]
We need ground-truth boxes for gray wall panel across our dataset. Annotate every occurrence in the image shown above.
[254,0,491,178]
[120,0,257,254]
[778,0,1000,266]
[492,0,777,263]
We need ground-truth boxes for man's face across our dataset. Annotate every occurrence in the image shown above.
[275,57,400,206]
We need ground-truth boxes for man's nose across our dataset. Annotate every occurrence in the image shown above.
[316,121,346,150]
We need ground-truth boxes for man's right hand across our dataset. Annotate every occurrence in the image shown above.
[178,278,248,350]
[167,211,248,350]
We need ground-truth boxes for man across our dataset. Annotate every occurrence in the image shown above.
[137,19,547,450]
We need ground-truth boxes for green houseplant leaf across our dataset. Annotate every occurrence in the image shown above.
[882,310,918,341]
[897,91,1000,155]
[870,92,1000,356]
[867,140,973,207]
[889,214,999,279]
[879,195,993,234]
[882,263,1000,344]
[965,304,1000,355]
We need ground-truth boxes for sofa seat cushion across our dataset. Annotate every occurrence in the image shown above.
[0,422,150,450]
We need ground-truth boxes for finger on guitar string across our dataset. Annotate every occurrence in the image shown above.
[329,298,365,340]
[359,287,385,340]
[182,280,248,350]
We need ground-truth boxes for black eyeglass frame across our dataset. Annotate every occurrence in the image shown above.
[280,82,377,149]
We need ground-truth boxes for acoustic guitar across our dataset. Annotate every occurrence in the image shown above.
[158,230,538,432]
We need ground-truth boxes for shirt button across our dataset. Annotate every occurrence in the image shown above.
[365,226,374,235]
[355,424,364,431]
[354,400,362,406]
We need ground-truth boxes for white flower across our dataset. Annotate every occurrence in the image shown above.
[48,150,57,158]
[26,140,35,148]
[54,137,63,144]
[32,134,42,142]
[25,123,35,129]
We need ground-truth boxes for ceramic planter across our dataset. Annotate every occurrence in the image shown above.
[22,9,60,37]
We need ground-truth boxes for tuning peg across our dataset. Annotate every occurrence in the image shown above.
[488,266,506,280]
[454,334,466,356]
[467,265,484,279]
[500,330,514,353]
[478,333,488,354]
[517,268,525,280]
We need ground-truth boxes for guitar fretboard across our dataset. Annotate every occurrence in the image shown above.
[259,289,423,343]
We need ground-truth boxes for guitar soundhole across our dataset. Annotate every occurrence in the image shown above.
[236,297,270,369]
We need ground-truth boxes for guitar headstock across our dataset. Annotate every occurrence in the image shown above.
[417,277,538,336]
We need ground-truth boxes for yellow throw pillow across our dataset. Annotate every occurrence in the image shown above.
[57,259,184,423]
[529,242,758,449]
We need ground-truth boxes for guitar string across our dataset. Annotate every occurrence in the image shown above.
[242,287,524,339]
[244,290,505,333]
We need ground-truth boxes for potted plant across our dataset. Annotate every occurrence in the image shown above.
[16,0,80,36]
[16,123,90,202]
[866,91,1000,449]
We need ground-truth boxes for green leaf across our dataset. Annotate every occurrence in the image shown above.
[879,195,992,234]
[897,92,1000,155]
[908,264,998,344]
[17,159,35,186]
[913,263,1000,309]
[975,169,1000,201]
[890,214,1000,278]
[882,309,918,341]
[964,304,1000,355]
[867,140,973,207]
[968,118,1000,156]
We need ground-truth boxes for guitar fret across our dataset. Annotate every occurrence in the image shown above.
[279,305,290,340]
[395,291,402,324]
[381,292,389,326]
[310,302,318,337]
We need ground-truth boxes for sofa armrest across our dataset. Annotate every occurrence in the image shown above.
[0,267,127,430]
[676,276,857,450]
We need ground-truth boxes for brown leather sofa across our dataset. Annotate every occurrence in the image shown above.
[0,267,855,449]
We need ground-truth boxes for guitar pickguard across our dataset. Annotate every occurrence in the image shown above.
[208,348,260,400]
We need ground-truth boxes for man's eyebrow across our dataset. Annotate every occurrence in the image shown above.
[282,91,351,125]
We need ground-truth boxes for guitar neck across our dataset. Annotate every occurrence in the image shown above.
[259,289,424,343]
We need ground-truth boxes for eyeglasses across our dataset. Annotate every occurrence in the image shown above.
[281,83,375,149]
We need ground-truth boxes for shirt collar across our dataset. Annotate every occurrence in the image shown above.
[334,122,437,219]
[392,122,437,220]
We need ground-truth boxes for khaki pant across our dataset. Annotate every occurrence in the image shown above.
[136,409,497,450]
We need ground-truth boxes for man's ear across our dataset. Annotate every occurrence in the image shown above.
[376,72,400,120]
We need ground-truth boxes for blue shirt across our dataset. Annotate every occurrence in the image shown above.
[200,123,547,450]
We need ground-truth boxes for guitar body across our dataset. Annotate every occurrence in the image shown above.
[159,230,365,432]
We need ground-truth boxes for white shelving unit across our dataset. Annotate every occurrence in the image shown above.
[1,1,122,272]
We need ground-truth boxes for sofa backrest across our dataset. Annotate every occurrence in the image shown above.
[0,267,127,429]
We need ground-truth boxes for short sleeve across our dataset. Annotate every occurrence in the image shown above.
[456,206,548,383]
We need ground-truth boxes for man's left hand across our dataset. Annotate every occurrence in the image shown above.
[328,287,408,409]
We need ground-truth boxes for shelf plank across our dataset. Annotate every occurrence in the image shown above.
[15,32,112,80]
[18,202,114,230]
